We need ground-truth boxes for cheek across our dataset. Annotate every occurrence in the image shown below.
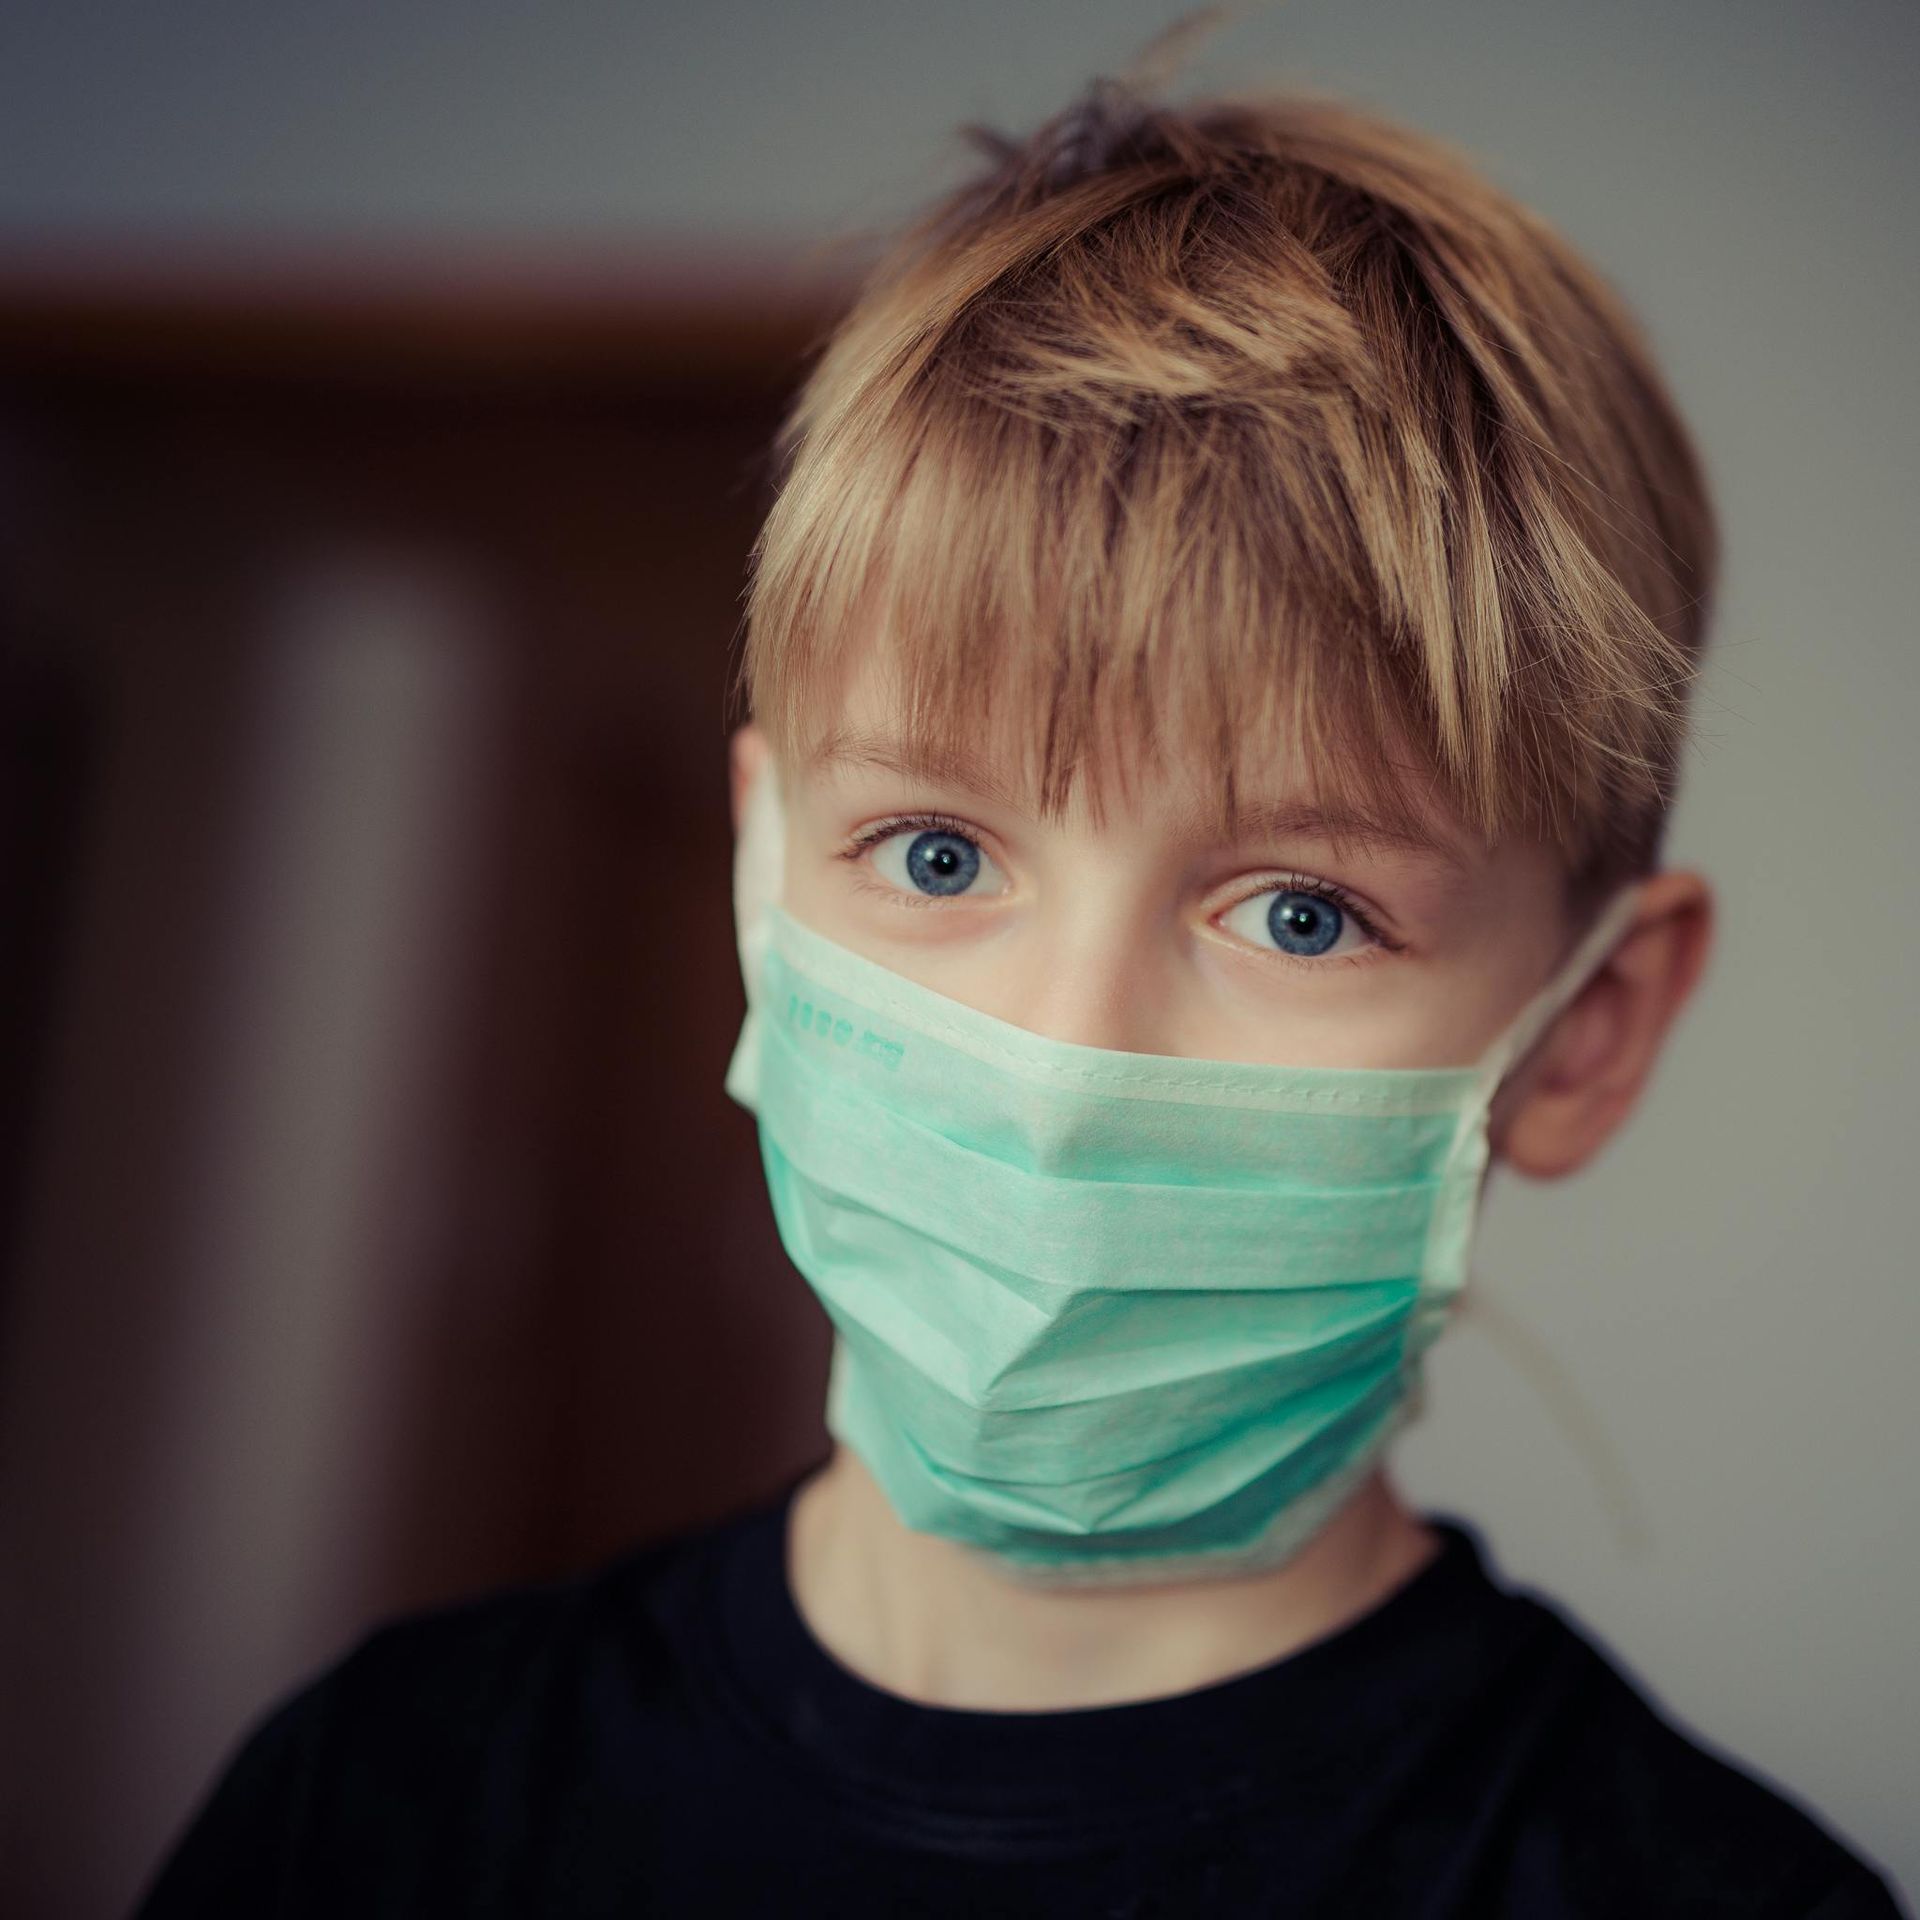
[781,864,847,936]
[1175,958,1457,1071]
[778,816,842,916]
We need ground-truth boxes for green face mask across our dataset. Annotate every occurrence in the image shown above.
[725,765,1640,1588]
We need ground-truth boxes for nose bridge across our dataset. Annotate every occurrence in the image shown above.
[1000,876,1168,1055]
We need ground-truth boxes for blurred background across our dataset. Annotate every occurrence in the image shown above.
[0,3,1914,1915]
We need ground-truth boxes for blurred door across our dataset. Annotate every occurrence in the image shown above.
[0,256,846,1920]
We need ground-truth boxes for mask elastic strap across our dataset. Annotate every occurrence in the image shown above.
[1450,880,1652,1559]
[1456,1285,1656,1558]
[1472,883,1645,1100]
[723,759,789,1114]
[732,758,787,1016]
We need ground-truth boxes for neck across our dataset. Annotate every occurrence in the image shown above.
[785,1446,1441,1712]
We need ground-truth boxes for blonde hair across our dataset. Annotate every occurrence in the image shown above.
[732,68,1717,893]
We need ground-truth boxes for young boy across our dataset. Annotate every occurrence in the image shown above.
[138,71,1904,1920]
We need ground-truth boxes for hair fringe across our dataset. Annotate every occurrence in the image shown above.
[731,40,1718,893]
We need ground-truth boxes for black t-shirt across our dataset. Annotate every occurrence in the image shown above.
[135,1475,1904,1918]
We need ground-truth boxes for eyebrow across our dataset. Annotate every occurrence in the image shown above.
[807,728,1470,870]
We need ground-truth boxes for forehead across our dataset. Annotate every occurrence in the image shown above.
[792,627,1478,870]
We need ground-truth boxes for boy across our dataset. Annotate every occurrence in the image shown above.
[138,66,1904,1920]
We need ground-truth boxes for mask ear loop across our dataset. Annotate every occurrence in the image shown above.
[1470,881,1646,1101]
[723,756,788,1112]
[733,758,787,1011]
[1454,1289,1656,1558]
[1451,881,1657,1559]
[727,764,865,1447]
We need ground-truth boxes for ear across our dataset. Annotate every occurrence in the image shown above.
[1489,868,1715,1180]
[728,722,771,835]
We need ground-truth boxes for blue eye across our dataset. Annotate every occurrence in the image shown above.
[905,830,978,895]
[867,823,1006,899]
[1269,890,1341,955]
[1219,884,1373,960]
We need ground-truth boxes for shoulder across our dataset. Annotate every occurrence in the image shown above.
[1483,1578,1903,1919]
[292,1519,698,1776]
[132,1510,735,1917]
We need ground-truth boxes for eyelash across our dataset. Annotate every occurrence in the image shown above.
[836,811,1401,962]
[1222,873,1398,965]
[841,811,983,863]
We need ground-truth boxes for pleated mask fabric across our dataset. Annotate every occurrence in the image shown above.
[724,765,1639,1588]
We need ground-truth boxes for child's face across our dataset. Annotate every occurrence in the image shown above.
[749,641,1583,1079]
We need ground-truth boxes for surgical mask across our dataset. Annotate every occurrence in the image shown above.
[724,762,1640,1589]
